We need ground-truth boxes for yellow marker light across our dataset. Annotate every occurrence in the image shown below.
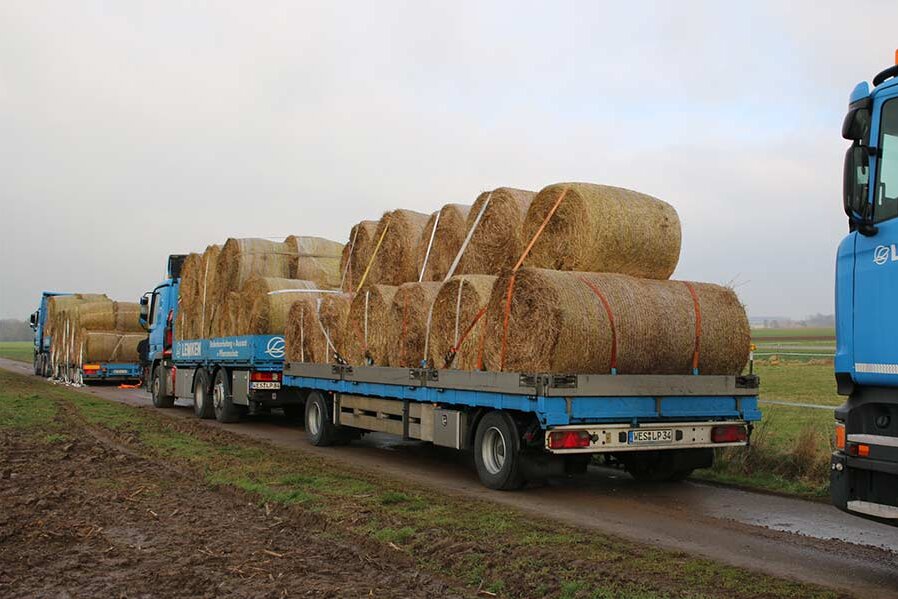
[83,364,101,372]
[895,48,898,65]
[835,423,846,450]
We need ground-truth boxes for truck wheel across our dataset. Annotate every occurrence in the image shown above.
[193,369,214,419]
[41,356,50,378]
[304,392,342,446]
[474,411,525,490]
[33,354,40,376]
[151,366,175,408]
[212,369,241,423]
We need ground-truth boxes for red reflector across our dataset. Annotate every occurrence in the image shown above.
[848,443,871,457]
[547,430,591,449]
[250,371,279,382]
[711,425,747,443]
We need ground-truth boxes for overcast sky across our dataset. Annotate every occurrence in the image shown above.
[2,1,897,320]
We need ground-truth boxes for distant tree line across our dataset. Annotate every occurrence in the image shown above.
[0,319,32,342]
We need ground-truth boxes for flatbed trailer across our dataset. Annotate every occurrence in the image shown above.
[283,362,761,489]
[80,361,142,384]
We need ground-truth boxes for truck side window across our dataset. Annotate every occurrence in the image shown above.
[875,99,898,223]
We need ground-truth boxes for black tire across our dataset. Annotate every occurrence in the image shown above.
[212,369,241,423]
[151,365,175,408]
[33,354,40,376]
[282,403,304,422]
[193,369,214,419]
[473,411,525,490]
[304,392,342,446]
[41,356,50,378]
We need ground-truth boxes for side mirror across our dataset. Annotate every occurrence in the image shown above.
[138,293,150,329]
[29,311,38,330]
[844,144,877,235]
[842,103,871,141]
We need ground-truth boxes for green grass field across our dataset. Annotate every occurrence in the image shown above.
[0,341,33,363]
[751,327,835,339]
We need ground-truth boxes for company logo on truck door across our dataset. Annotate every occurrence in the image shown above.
[265,336,286,358]
[873,244,898,265]
[179,341,202,357]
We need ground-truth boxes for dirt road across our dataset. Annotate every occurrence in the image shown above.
[3,357,896,597]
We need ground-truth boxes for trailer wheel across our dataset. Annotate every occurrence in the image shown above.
[474,411,525,490]
[33,354,40,376]
[212,369,241,423]
[305,392,343,446]
[193,369,214,419]
[151,366,175,408]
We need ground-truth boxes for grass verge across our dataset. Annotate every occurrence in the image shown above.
[0,368,843,599]
[0,341,33,363]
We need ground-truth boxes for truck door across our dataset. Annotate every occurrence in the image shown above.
[853,96,898,384]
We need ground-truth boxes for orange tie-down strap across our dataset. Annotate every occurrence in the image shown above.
[683,281,702,374]
[577,276,618,374]
[444,305,489,368]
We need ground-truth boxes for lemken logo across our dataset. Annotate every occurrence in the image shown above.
[266,336,286,358]
[180,341,202,357]
[873,244,898,266]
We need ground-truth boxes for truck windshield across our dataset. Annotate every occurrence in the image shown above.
[875,99,898,222]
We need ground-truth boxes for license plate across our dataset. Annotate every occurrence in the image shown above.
[629,429,673,444]
[251,382,281,390]
[112,370,128,375]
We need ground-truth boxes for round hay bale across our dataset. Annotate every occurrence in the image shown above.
[522,182,681,279]
[175,253,203,340]
[343,285,397,366]
[386,282,442,367]
[213,238,294,306]
[81,331,143,363]
[368,210,431,286]
[482,268,749,375]
[45,294,110,338]
[284,235,345,290]
[339,220,378,293]
[199,244,221,338]
[427,275,496,370]
[415,204,472,282]
[457,188,536,275]
[237,277,318,335]
[285,292,352,364]
[285,297,321,363]
[213,291,242,338]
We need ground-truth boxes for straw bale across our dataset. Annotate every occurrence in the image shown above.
[386,282,442,367]
[199,245,222,338]
[343,285,397,366]
[339,221,378,293]
[522,182,681,279]
[368,210,431,286]
[427,275,496,370]
[482,268,749,375]
[80,332,143,363]
[175,253,203,340]
[284,235,344,290]
[284,293,352,364]
[213,291,242,338]
[457,188,535,275]
[45,294,110,338]
[214,238,294,305]
[237,277,318,335]
[415,204,472,282]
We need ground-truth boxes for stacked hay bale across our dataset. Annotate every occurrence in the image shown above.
[339,220,378,293]
[366,210,431,286]
[342,285,397,366]
[456,188,536,275]
[46,294,112,372]
[415,204,471,282]
[387,282,443,367]
[480,269,749,375]
[285,292,352,364]
[47,299,145,373]
[426,275,496,370]
[285,235,344,290]
[237,277,318,335]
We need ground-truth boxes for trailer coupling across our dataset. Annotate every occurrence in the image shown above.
[545,421,749,454]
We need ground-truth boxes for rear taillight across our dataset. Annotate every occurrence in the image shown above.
[847,443,870,457]
[835,423,846,450]
[711,424,747,443]
[250,371,280,382]
[547,430,591,450]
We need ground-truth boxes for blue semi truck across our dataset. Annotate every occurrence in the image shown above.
[832,52,898,525]
[144,253,760,489]
[139,255,304,422]
[29,291,70,378]
[29,291,143,384]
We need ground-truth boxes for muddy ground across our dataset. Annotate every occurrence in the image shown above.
[0,424,466,598]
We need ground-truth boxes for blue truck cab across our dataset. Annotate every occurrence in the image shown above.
[832,53,898,525]
[29,291,71,378]
[140,255,303,422]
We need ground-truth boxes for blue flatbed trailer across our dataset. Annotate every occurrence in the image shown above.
[283,361,760,489]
